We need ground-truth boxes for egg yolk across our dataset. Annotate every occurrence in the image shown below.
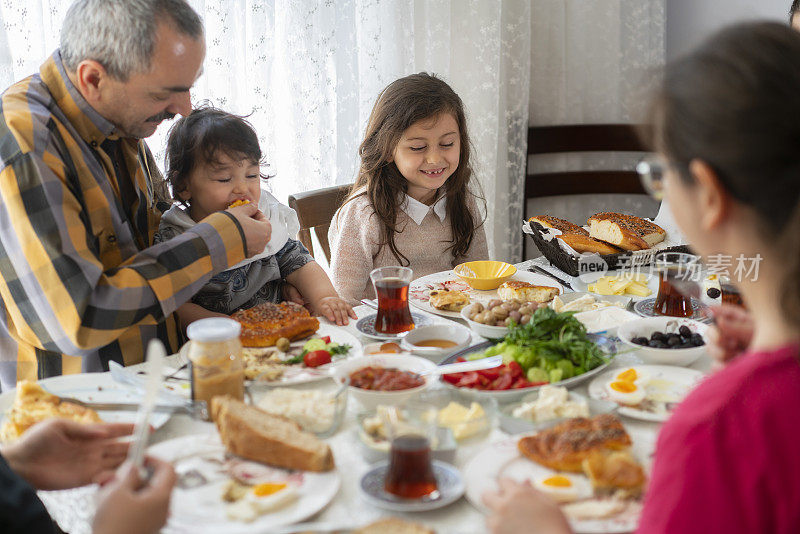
[616,369,638,383]
[542,475,573,488]
[610,381,638,393]
[252,482,287,497]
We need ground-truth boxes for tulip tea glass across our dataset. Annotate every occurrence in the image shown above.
[381,407,439,500]
[370,266,415,334]
[653,252,701,317]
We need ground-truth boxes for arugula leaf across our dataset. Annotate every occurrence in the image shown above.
[329,344,351,356]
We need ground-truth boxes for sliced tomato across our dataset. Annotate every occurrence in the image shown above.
[303,350,332,368]
[477,367,501,380]
[492,374,513,390]
[507,361,523,379]
[320,336,331,344]
[442,373,461,385]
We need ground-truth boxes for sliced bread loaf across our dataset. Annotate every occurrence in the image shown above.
[211,395,334,472]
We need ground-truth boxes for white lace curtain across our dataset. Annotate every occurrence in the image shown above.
[0,0,664,263]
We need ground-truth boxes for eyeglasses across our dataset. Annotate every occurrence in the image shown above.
[636,155,666,201]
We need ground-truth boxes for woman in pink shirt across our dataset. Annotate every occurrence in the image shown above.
[484,21,800,534]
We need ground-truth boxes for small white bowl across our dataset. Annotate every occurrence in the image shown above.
[618,316,709,366]
[459,307,510,339]
[400,324,472,363]
[331,354,437,410]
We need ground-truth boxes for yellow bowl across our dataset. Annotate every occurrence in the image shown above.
[454,261,517,291]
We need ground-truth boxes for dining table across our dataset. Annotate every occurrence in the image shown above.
[0,258,713,534]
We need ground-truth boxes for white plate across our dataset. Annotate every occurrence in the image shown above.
[196,324,362,387]
[410,270,564,319]
[150,433,341,534]
[571,274,658,302]
[0,373,172,429]
[587,365,705,422]
[463,427,655,533]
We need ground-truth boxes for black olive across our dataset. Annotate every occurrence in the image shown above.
[679,325,692,338]
[691,334,705,346]
[667,335,681,347]
[648,340,662,348]
[707,287,721,299]
[632,337,648,346]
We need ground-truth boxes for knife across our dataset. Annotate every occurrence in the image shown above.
[59,398,209,420]
[528,265,574,290]
[126,339,165,480]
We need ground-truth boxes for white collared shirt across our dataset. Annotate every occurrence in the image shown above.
[401,194,447,225]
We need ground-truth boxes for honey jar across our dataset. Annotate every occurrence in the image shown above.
[186,318,245,411]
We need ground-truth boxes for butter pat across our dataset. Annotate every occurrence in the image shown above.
[437,401,487,440]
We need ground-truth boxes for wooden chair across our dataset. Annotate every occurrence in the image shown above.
[288,184,352,263]
[525,124,648,201]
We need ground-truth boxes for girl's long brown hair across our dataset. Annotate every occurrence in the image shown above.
[345,73,485,266]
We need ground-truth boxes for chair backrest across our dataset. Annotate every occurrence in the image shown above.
[288,184,352,263]
[525,124,647,201]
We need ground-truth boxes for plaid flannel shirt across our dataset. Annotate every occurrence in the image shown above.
[0,51,247,391]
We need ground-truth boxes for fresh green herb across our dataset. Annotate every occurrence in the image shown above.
[284,353,305,365]
[329,343,351,356]
[473,307,608,382]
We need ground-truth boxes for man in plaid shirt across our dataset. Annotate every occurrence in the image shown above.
[0,0,271,390]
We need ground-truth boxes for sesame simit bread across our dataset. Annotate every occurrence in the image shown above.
[529,215,589,236]
[587,212,666,251]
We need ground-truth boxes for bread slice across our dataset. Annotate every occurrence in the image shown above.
[428,288,470,311]
[354,518,436,534]
[211,396,334,472]
[587,213,666,251]
[558,233,623,255]
[497,281,560,303]
[529,215,589,236]
[581,450,646,498]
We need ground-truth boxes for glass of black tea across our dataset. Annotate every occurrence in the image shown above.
[381,407,439,500]
[719,275,747,309]
[653,252,701,317]
[370,266,415,334]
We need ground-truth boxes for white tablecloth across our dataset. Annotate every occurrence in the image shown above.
[2,264,712,534]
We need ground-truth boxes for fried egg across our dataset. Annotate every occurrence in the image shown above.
[614,367,650,387]
[605,380,646,406]
[226,482,298,522]
[532,474,592,503]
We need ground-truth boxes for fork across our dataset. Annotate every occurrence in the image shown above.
[60,396,209,420]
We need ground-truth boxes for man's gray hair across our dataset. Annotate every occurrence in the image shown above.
[60,0,203,81]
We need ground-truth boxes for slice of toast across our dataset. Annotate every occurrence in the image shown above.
[211,396,334,472]
[587,213,666,251]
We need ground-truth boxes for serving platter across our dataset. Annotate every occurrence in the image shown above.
[438,336,617,404]
[180,324,363,387]
[0,373,172,430]
[409,270,564,319]
[151,433,341,533]
[587,365,705,422]
[463,427,655,533]
[571,273,658,303]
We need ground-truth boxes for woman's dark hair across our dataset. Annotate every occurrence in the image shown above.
[344,73,485,266]
[165,105,266,205]
[646,21,800,323]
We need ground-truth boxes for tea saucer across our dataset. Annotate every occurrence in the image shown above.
[355,312,434,340]
[633,297,711,323]
[359,460,464,512]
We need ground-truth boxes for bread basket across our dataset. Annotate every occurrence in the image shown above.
[523,220,691,277]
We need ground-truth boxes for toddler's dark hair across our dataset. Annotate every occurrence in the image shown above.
[165,105,266,205]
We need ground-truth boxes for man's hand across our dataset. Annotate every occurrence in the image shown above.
[93,458,176,534]
[706,304,754,369]
[313,296,357,326]
[226,203,272,257]
[0,419,133,490]
[483,478,573,534]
